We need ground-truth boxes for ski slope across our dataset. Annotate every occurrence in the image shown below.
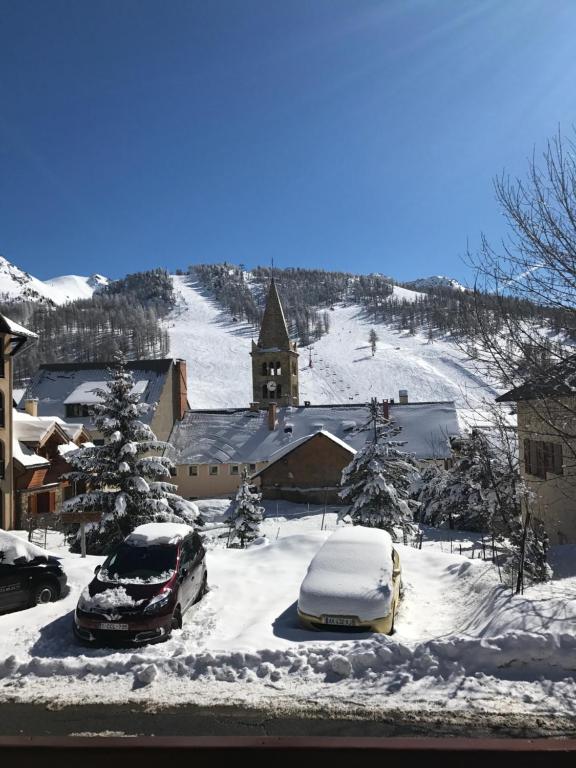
[168,275,500,411]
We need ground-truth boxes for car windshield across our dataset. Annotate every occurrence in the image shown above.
[100,544,177,581]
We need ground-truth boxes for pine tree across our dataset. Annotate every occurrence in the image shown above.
[417,426,550,586]
[225,472,264,548]
[369,328,379,356]
[339,399,419,541]
[62,353,200,554]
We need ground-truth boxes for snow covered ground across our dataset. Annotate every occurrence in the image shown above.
[167,275,501,421]
[1,505,575,718]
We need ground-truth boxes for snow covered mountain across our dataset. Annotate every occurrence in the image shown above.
[0,255,109,305]
[43,273,109,304]
[167,274,500,416]
[403,275,467,292]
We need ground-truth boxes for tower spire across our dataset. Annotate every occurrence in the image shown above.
[257,277,291,349]
[250,272,299,408]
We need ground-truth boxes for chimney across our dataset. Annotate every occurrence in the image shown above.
[174,360,188,420]
[399,389,408,405]
[381,399,390,420]
[268,402,277,431]
[24,398,38,417]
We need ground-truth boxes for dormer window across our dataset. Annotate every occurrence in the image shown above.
[65,404,91,418]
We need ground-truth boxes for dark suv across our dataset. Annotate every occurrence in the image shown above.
[0,553,67,614]
[73,523,207,646]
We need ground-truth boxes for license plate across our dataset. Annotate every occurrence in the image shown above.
[324,616,354,626]
[98,622,129,631]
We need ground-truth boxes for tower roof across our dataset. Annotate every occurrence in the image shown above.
[257,278,291,349]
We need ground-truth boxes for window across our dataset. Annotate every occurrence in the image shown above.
[209,465,219,476]
[261,362,267,376]
[524,438,563,478]
[0,357,4,379]
[262,384,268,399]
[276,384,282,398]
[189,465,198,477]
[275,362,281,375]
[248,463,256,472]
[65,403,91,418]
[230,464,239,475]
[0,439,4,480]
[0,391,4,429]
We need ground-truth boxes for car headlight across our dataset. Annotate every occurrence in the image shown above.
[143,589,172,615]
[77,586,92,613]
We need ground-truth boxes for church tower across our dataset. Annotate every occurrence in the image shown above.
[251,278,299,408]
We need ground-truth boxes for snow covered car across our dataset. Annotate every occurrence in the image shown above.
[0,531,67,614]
[73,522,207,646]
[297,526,401,634]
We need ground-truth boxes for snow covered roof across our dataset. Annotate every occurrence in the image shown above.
[63,379,148,405]
[253,430,356,477]
[497,354,576,402]
[298,526,396,620]
[0,313,38,340]
[13,410,55,443]
[12,410,85,467]
[125,523,194,547]
[12,438,49,468]
[170,402,460,464]
[55,419,89,441]
[20,359,175,427]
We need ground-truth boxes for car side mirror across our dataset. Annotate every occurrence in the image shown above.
[94,565,101,576]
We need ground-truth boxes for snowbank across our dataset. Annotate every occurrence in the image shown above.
[0,530,51,565]
[1,512,576,717]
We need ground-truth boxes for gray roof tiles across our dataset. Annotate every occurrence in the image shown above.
[20,360,173,427]
[169,401,460,464]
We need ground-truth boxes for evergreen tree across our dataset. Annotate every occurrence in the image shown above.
[369,328,379,356]
[339,399,419,540]
[225,472,264,548]
[417,426,550,586]
[62,353,200,554]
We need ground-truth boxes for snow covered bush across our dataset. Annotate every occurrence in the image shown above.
[62,353,201,554]
[226,475,264,548]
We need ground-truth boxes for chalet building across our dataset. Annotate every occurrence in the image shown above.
[497,356,576,545]
[168,276,461,502]
[12,403,91,528]
[19,358,189,442]
[0,314,38,530]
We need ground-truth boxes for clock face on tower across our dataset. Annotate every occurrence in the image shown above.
[266,380,277,392]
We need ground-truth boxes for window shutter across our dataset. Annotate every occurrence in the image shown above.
[544,442,554,473]
[553,443,563,475]
[524,439,532,475]
[535,441,546,479]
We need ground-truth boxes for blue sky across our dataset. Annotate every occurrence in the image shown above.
[2,1,576,283]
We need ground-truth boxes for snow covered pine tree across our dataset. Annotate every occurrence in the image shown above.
[61,353,200,554]
[339,398,419,541]
[226,470,264,548]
